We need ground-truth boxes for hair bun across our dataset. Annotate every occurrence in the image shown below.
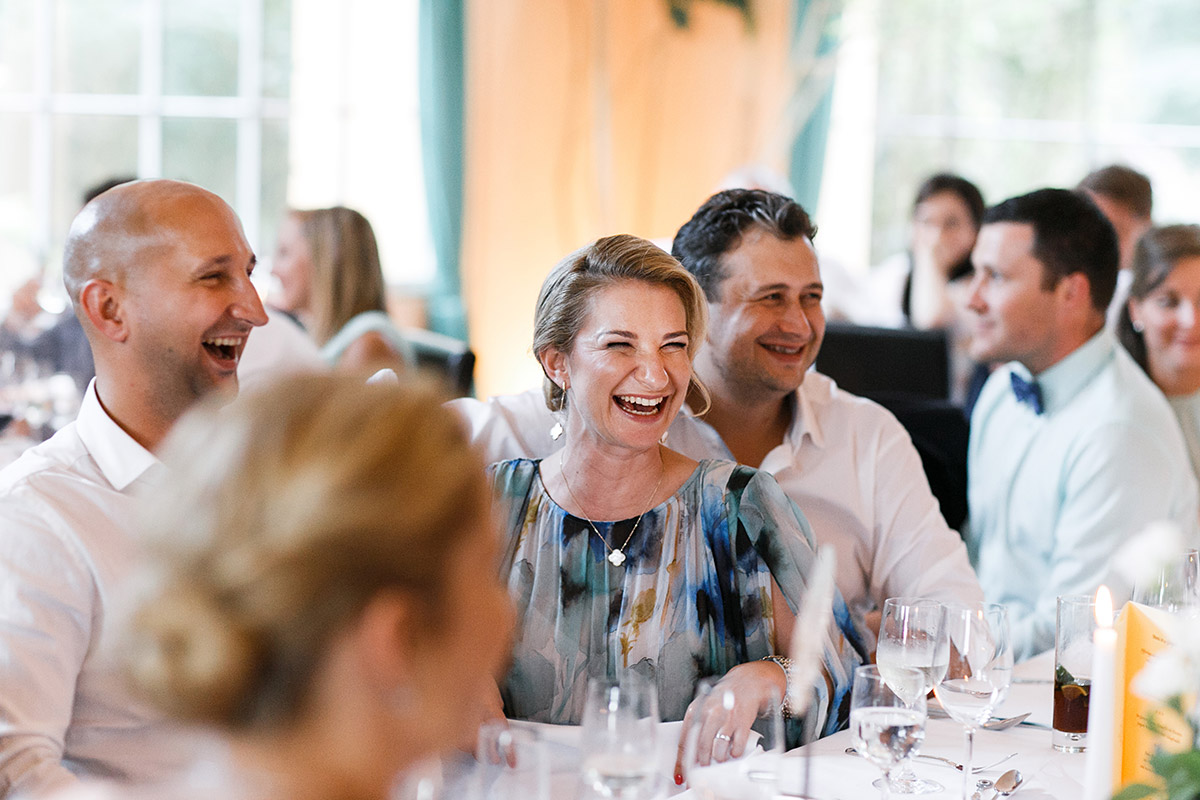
[125,577,263,724]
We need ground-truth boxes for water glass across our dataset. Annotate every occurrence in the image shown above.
[851,665,927,800]
[875,597,945,794]
[580,673,662,800]
[1053,594,1095,752]
[932,602,1012,800]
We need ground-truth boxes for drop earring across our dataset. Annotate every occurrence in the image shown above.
[550,386,567,441]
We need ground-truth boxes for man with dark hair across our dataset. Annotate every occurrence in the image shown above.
[0,179,267,794]
[966,187,1197,659]
[452,188,982,642]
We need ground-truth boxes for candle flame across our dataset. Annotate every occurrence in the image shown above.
[1095,585,1113,628]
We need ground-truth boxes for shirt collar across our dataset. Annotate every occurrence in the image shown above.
[1013,328,1114,415]
[788,380,823,451]
[75,379,162,492]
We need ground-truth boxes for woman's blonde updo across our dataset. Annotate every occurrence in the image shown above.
[531,234,709,412]
[124,374,487,730]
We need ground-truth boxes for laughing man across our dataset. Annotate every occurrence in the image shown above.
[0,179,267,795]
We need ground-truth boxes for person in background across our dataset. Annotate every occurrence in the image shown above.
[0,179,268,795]
[1117,224,1200,479]
[486,234,864,770]
[1077,164,1154,326]
[269,206,413,374]
[966,188,1198,660]
[52,375,514,800]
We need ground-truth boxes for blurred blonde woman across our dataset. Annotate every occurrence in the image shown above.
[271,206,414,373]
[59,375,513,800]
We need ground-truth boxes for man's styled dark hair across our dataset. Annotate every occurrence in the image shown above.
[671,189,817,301]
[1077,164,1153,220]
[982,188,1119,314]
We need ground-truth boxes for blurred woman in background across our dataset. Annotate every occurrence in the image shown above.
[63,375,512,799]
[271,206,414,373]
[1118,224,1200,478]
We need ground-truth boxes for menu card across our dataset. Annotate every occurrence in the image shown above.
[1113,602,1190,788]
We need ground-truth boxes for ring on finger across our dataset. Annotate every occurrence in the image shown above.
[714,732,732,743]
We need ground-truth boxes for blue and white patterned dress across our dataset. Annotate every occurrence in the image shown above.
[489,458,865,744]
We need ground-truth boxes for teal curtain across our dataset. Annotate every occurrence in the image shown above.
[788,0,840,214]
[418,0,467,339]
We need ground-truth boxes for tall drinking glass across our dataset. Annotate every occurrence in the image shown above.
[932,603,1012,800]
[850,665,927,800]
[875,598,946,794]
[580,673,662,800]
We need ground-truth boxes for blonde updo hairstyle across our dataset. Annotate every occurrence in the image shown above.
[532,233,710,413]
[124,374,487,730]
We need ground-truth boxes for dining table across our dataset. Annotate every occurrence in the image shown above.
[473,649,1079,799]
[785,648,1080,799]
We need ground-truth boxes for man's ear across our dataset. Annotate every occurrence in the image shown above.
[1057,271,1094,313]
[78,279,129,343]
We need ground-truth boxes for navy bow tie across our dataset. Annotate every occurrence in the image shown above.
[1010,372,1044,415]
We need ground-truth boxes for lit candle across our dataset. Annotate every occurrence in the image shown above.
[1083,585,1117,800]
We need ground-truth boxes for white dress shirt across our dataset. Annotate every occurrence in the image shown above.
[449,371,983,640]
[968,330,1200,660]
[0,382,191,796]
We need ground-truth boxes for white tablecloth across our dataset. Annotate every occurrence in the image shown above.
[789,649,1080,799]
[482,651,1077,799]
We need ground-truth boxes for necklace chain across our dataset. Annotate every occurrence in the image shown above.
[560,451,665,567]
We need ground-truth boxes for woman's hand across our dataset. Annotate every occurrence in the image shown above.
[672,660,787,784]
[461,680,511,762]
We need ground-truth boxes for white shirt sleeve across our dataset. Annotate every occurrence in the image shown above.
[0,500,93,796]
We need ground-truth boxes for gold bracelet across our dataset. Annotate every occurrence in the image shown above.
[761,655,794,718]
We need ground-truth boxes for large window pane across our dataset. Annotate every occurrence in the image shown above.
[161,117,237,205]
[52,115,138,242]
[163,0,238,96]
[0,2,35,93]
[259,118,290,256]
[263,0,292,99]
[0,114,35,298]
[53,0,139,94]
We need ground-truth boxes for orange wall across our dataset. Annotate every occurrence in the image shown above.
[463,0,795,397]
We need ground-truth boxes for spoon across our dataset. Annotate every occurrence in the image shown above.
[993,768,1023,797]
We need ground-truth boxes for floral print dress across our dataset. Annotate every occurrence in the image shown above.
[489,458,865,744]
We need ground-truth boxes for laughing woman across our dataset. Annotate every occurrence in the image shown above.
[489,235,865,761]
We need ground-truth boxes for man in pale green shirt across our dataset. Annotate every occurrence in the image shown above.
[965,188,1199,660]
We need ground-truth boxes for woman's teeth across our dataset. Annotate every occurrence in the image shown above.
[615,395,663,415]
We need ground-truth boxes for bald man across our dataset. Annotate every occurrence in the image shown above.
[0,180,267,795]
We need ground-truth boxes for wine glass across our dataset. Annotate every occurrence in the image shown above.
[932,603,1013,800]
[1132,549,1200,610]
[875,597,946,794]
[680,677,786,799]
[850,664,927,800]
[580,673,662,800]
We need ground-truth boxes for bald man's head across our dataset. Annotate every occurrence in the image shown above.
[63,180,241,306]
[64,178,268,449]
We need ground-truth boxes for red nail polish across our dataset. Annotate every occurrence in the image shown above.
[674,773,684,786]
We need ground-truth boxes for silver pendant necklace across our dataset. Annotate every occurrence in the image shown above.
[560,451,665,567]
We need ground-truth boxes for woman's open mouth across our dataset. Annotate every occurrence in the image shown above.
[614,395,665,416]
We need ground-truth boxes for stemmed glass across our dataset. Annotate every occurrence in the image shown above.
[875,598,946,794]
[850,665,927,800]
[579,673,662,799]
[680,677,786,800]
[932,603,1013,800]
